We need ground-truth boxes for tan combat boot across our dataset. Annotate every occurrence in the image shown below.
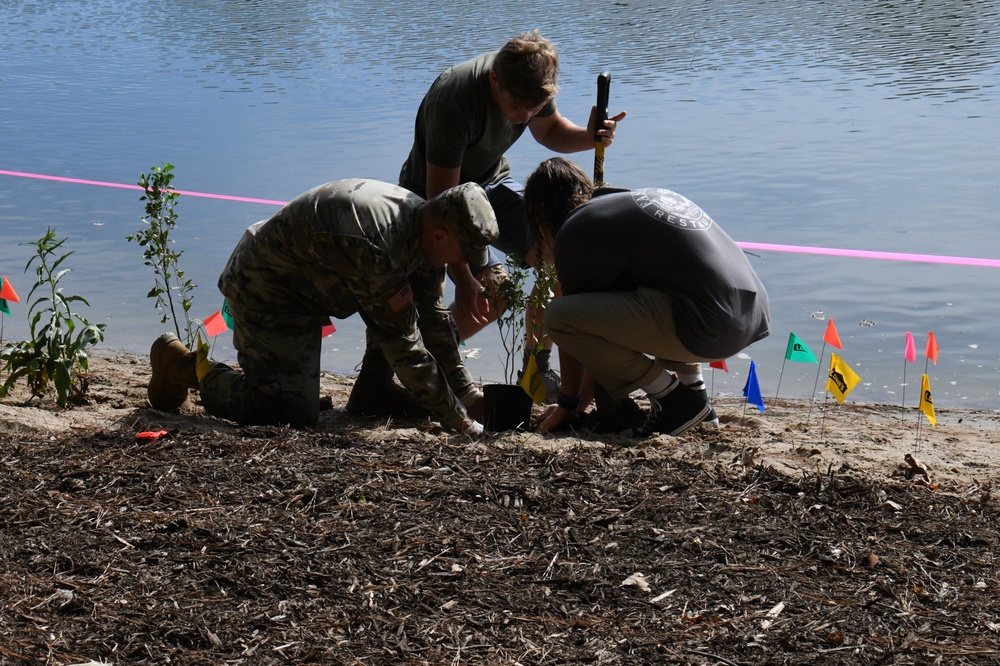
[148,333,199,411]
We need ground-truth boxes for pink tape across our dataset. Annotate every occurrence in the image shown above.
[0,169,288,207]
[4,169,1000,268]
[738,241,1000,269]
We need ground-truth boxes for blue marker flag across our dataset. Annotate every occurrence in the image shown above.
[743,360,765,413]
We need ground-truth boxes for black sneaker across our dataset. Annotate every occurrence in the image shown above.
[683,380,719,426]
[693,389,720,426]
[638,381,712,437]
[589,384,647,434]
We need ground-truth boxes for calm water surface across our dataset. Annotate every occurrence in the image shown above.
[2,0,999,408]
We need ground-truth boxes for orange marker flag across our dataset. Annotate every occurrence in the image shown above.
[919,373,936,426]
[709,359,729,372]
[823,318,843,349]
[204,310,228,337]
[925,331,939,365]
[0,275,20,303]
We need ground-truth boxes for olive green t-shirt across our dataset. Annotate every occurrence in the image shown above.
[399,51,556,197]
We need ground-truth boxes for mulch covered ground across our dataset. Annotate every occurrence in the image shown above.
[2,410,997,665]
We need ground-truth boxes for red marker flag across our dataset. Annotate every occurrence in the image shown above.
[204,310,228,337]
[925,331,939,365]
[321,318,337,337]
[0,275,19,303]
[709,359,729,372]
[904,331,916,363]
[823,318,843,349]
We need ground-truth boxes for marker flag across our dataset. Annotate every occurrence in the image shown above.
[221,299,235,330]
[321,317,337,338]
[919,373,936,426]
[904,332,916,363]
[785,332,819,364]
[709,359,729,372]
[823,318,843,349]
[195,331,212,382]
[742,360,765,412]
[519,352,547,405]
[0,276,19,302]
[925,331,939,365]
[826,353,861,404]
[0,299,10,317]
[204,310,228,337]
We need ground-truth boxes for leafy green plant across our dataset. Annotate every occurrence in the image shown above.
[492,255,556,383]
[127,163,197,346]
[0,228,106,406]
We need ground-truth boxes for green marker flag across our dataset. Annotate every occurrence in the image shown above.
[785,332,818,364]
[0,298,10,317]
[221,299,235,330]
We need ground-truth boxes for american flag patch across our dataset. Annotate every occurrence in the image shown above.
[387,284,413,312]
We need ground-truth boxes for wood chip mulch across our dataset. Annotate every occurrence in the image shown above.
[1,415,997,665]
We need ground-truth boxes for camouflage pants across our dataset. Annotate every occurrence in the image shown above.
[200,312,323,427]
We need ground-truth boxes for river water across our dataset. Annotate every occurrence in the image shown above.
[2,0,999,408]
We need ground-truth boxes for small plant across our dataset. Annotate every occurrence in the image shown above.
[0,228,106,406]
[127,163,197,346]
[492,255,556,383]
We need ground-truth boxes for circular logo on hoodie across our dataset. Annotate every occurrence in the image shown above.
[631,188,713,230]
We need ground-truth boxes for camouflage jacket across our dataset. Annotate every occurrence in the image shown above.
[218,179,471,429]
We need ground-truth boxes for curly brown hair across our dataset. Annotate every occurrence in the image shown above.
[524,157,595,254]
[492,30,559,109]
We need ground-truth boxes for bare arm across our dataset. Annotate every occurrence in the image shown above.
[537,346,589,434]
[529,107,627,154]
[425,162,461,199]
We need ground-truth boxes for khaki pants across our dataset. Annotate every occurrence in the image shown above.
[545,287,707,400]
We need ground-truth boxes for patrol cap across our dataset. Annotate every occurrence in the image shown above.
[435,182,499,267]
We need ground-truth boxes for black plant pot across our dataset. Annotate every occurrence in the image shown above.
[483,383,533,432]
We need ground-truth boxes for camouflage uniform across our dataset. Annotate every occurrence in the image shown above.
[200,179,490,429]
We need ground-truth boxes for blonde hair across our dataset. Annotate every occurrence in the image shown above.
[492,30,559,109]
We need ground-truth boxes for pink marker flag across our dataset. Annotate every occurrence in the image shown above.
[204,310,229,337]
[709,359,729,372]
[0,275,20,303]
[926,331,939,365]
[904,332,916,363]
[321,318,337,337]
[823,318,843,349]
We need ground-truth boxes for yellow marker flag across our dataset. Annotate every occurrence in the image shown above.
[919,373,936,426]
[826,352,861,404]
[520,352,547,405]
[195,331,212,382]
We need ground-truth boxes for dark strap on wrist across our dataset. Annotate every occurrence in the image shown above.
[557,392,580,411]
